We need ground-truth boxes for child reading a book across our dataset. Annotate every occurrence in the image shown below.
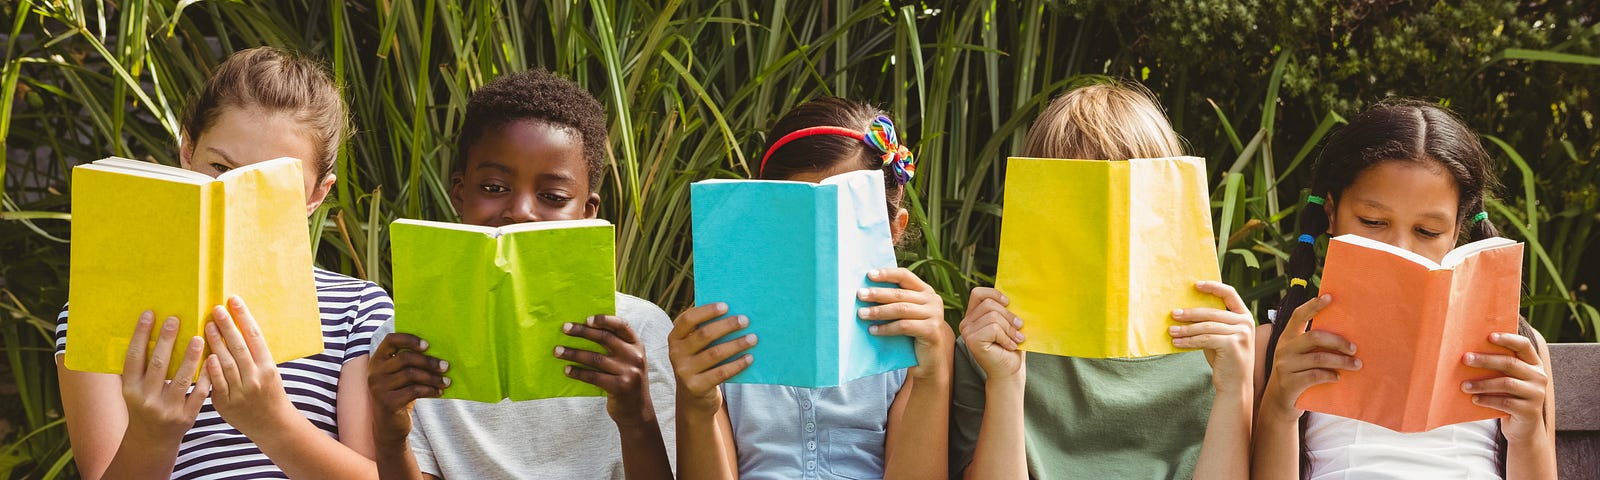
[55,46,390,479]
[948,82,1254,479]
[669,97,953,479]
[1253,100,1556,478]
[365,69,676,479]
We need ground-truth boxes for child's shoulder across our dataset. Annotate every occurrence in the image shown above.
[312,267,390,297]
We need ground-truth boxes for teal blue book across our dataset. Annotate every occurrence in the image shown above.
[389,218,616,402]
[690,169,917,387]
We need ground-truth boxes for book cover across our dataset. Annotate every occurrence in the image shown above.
[390,218,616,402]
[690,169,916,387]
[1298,234,1524,433]
[66,157,322,376]
[994,156,1223,359]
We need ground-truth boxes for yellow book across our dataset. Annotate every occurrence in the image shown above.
[66,157,323,376]
[994,156,1223,358]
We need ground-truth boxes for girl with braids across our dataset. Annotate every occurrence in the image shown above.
[1252,100,1557,479]
[668,97,952,479]
[949,82,1253,479]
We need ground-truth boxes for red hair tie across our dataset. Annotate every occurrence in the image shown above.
[758,126,864,177]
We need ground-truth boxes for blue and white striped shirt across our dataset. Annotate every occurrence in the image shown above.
[55,268,392,479]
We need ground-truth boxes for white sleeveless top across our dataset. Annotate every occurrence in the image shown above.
[1304,412,1501,479]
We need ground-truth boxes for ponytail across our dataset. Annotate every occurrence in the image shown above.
[1263,194,1332,381]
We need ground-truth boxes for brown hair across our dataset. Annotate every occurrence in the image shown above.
[758,97,909,230]
[181,46,348,179]
[1022,81,1185,159]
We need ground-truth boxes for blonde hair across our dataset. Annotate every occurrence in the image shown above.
[1022,82,1184,159]
[182,47,348,179]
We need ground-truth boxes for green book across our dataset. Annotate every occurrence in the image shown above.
[390,218,616,402]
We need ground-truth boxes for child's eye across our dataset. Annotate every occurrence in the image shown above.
[1358,217,1386,228]
[1415,227,1443,239]
[480,184,509,194]
[539,193,573,204]
[210,162,232,174]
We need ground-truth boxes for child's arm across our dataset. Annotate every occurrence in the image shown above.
[367,332,448,480]
[58,312,212,480]
[1251,295,1358,479]
[1172,281,1256,480]
[556,315,673,480]
[954,287,1026,480]
[1463,330,1556,479]
[668,303,754,480]
[858,268,953,480]
[202,297,380,479]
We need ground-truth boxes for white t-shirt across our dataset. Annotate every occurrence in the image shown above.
[372,293,676,479]
[1305,412,1500,479]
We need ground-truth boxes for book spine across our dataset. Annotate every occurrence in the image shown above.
[201,182,227,329]
[818,186,838,387]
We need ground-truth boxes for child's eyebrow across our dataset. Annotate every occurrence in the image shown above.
[538,172,578,183]
[205,147,240,168]
[474,162,513,174]
[1359,198,1453,222]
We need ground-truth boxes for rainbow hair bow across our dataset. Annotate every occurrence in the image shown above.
[759,114,917,185]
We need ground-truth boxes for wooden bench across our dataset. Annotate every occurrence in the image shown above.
[1554,343,1599,479]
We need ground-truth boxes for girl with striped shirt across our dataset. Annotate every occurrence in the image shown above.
[55,47,388,479]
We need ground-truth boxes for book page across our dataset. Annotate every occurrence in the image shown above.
[220,157,323,366]
[1297,235,1437,432]
[496,218,611,235]
[1125,156,1223,357]
[1441,236,1517,268]
[391,221,506,402]
[831,169,915,385]
[83,157,215,184]
[997,157,1126,358]
[503,225,615,401]
[1427,241,1522,429]
[66,165,209,376]
[690,177,824,386]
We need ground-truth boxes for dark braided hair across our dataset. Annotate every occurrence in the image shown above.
[1265,98,1503,379]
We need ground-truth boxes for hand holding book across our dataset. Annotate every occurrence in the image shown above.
[554,315,657,428]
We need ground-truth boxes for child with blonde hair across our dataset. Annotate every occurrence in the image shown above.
[950,81,1253,479]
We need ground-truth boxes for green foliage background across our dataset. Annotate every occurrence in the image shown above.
[1,1,1596,477]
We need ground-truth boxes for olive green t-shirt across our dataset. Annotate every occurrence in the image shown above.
[949,337,1214,479]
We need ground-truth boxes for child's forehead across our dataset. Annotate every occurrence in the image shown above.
[468,119,587,171]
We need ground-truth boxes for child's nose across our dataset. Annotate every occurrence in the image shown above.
[503,193,539,223]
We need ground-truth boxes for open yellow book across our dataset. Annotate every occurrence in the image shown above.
[994,156,1223,358]
[66,157,323,376]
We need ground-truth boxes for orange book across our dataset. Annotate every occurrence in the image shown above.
[1297,234,1523,433]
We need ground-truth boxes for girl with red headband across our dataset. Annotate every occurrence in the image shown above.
[668,97,952,479]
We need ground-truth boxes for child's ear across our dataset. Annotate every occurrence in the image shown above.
[584,192,601,220]
[890,207,910,244]
[178,131,195,169]
[448,171,465,211]
[305,174,336,215]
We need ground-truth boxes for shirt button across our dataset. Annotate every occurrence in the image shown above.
[807,460,816,470]
[805,422,815,432]
[801,401,811,409]
[807,440,816,450]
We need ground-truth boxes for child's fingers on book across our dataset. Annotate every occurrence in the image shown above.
[694,354,754,389]
[1471,394,1535,416]
[123,311,157,380]
[206,355,231,398]
[555,345,624,375]
[1194,281,1250,314]
[1463,376,1541,401]
[144,316,182,387]
[563,322,628,354]
[966,310,1020,343]
[168,337,206,389]
[204,324,244,389]
[671,303,730,339]
[1284,350,1361,374]
[1293,330,1356,356]
[1168,321,1240,339]
[587,315,639,344]
[386,350,447,374]
[1170,308,1250,326]
[1171,333,1237,350]
[210,305,255,365]
[858,287,916,305]
[1284,294,1333,336]
[391,366,450,390]
[375,333,428,359]
[870,267,933,292]
[685,315,749,351]
[858,302,921,321]
[690,334,758,371]
[1487,333,1540,365]
[968,287,1008,309]
[225,296,273,364]
[1464,352,1546,384]
[972,322,1018,351]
